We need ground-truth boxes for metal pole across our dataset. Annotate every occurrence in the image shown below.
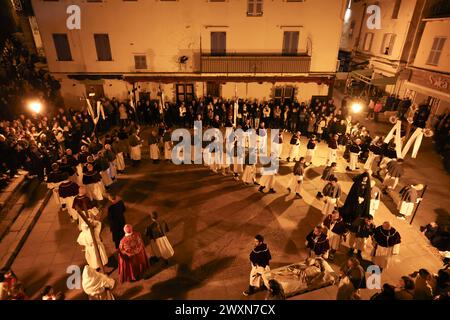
[409,184,427,225]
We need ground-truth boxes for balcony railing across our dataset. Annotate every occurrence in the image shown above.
[200,54,311,73]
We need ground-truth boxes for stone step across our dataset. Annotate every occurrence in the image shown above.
[0,183,51,270]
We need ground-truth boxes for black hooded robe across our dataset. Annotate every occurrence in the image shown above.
[340,172,372,223]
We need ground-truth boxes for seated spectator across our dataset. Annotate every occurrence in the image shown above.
[370,283,396,300]
[395,276,415,300]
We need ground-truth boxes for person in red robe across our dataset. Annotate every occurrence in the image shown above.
[118,224,149,283]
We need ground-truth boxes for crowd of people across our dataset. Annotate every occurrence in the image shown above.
[0,36,62,120]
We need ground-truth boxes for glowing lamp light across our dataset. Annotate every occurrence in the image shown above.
[351,102,363,113]
[88,92,96,97]
[28,101,43,114]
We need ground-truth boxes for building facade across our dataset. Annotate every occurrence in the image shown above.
[339,0,449,118]
[29,0,347,108]
[340,0,429,94]
[397,14,450,117]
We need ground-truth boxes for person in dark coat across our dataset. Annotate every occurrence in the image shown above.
[243,234,272,296]
[107,194,126,249]
[340,171,372,223]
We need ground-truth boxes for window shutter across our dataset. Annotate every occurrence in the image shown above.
[388,34,396,54]
[282,32,290,55]
[248,0,254,14]
[256,0,263,14]
[94,34,112,61]
[436,37,446,51]
[290,32,299,54]
[52,34,72,61]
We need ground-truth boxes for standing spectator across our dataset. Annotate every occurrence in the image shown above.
[366,99,375,120]
[374,100,383,122]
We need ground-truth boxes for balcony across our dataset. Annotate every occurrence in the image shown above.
[200,54,311,74]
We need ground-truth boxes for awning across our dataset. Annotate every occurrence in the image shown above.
[371,75,397,86]
[351,69,373,84]
[350,69,397,87]
[67,74,123,81]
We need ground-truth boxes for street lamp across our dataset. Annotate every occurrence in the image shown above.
[350,101,363,113]
[28,101,43,114]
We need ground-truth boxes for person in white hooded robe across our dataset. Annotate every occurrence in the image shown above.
[77,220,109,270]
[82,265,115,299]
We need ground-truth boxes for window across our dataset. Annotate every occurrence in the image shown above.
[211,32,226,56]
[362,33,374,52]
[134,55,147,69]
[274,86,295,103]
[392,0,401,19]
[427,37,446,66]
[176,84,194,103]
[380,33,396,55]
[52,34,72,61]
[94,34,112,61]
[85,84,105,99]
[282,31,299,55]
[247,0,263,16]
